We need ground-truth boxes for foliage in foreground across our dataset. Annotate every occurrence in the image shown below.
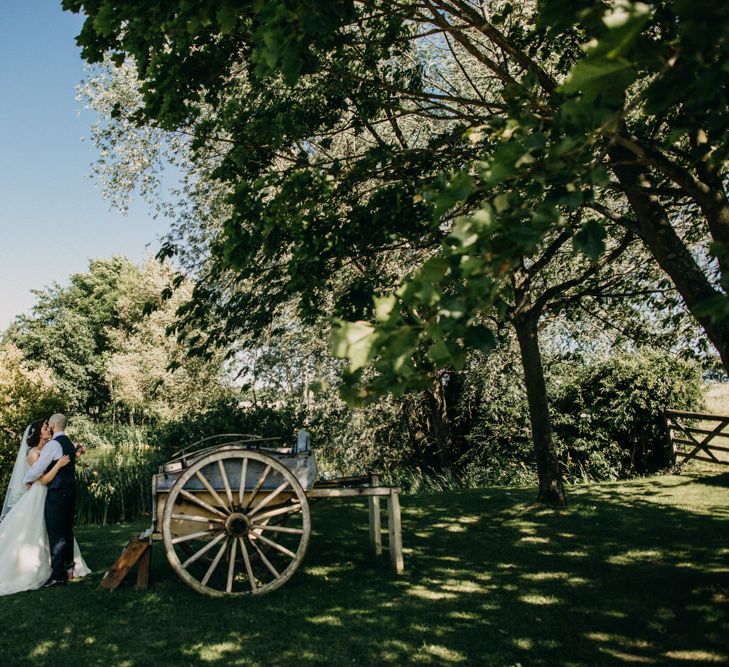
[65,0,729,374]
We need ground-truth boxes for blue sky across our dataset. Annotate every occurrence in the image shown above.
[0,1,169,330]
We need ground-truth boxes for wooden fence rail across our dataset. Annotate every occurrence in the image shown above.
[664,409,729,467]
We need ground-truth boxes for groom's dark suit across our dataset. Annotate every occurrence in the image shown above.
[44,435,76,581]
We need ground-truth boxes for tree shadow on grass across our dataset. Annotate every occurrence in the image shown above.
[0,472,728,665]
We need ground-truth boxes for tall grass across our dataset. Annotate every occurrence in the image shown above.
[69,420,163,525]
[383,462,537,494]
[75,446,162,525]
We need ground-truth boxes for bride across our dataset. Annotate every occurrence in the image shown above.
[0,420,91,595]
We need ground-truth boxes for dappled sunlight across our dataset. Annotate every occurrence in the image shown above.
[440,579,484,594]
[447,610,480,621]
[606,549,664,565]
[308,614,343,626]
[562,549,590,558]
[29,641,54,658]
[182,640,245,663]
[598,646,657,663]
[0,472,728,664]
[518,535,550,544]
[418,643,467,663]
[663,649,728,663]
[520,571,590,587]
[519,594,562,606]
[406,584,459,601]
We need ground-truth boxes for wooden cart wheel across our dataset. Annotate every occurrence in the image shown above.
[162,449,311,597]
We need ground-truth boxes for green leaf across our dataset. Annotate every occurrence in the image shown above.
[439,297,466,319]
[373,295,398,322]
[445,340,467,370]
[382,328,419,374]
[448,218,480,249]
[559,58,634,98]
[573,219,607,260]
[217,2,237,34]
[428,171,474,221]
[419,256,450,283]
[426,340,451,365]
[463,325,497,354]
[330,320,376,371]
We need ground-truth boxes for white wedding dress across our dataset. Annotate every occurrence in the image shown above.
[0,428,91,596]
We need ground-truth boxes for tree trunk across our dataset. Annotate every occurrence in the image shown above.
[513,313,567,506]
[609,145,729,370]
[424,382,452,469]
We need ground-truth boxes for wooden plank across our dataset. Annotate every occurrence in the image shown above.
[368,474,382,557]
[315,475,371,488]
[676,442,720,464]
[672,438,729,453]
[674,453,729,465]
[669,426,729,438]
[387,490,404,575]
[99,535,151,591]
[135,544,151,590]
[665,409,729,420]
[307,487,398,498]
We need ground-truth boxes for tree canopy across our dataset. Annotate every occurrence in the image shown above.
[64,0,729,364]
[3,257,227,423]
[63,0,729,502]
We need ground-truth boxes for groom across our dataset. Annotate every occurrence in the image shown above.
[23,413,77,587]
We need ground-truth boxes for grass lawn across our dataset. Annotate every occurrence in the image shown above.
[1,467,728,666]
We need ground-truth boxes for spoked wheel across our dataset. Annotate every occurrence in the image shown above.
[162,449,311,597]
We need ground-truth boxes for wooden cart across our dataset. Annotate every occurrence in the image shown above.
[147,432,403,597]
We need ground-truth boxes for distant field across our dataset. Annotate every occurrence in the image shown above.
[705,383,729,416]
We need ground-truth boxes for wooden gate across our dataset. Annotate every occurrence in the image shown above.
[664,409,729,466]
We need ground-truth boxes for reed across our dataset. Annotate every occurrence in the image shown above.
[75,445,162,525]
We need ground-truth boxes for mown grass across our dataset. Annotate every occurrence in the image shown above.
[1,468,728,666]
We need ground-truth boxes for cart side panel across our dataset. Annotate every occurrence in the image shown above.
[156,452,317,493]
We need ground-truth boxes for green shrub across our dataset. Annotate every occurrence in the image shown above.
[62,417,159,525]
[151,397,306,457]
[308,390,413,477]
[550,350,704,480]
[452,351,537,487]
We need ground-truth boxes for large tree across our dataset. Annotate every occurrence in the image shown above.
[4,257,227,422]
[63,0,728,501]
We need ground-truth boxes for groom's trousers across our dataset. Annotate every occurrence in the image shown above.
[45,488,76,581]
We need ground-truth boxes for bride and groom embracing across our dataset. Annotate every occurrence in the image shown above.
[0,413,90,595]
